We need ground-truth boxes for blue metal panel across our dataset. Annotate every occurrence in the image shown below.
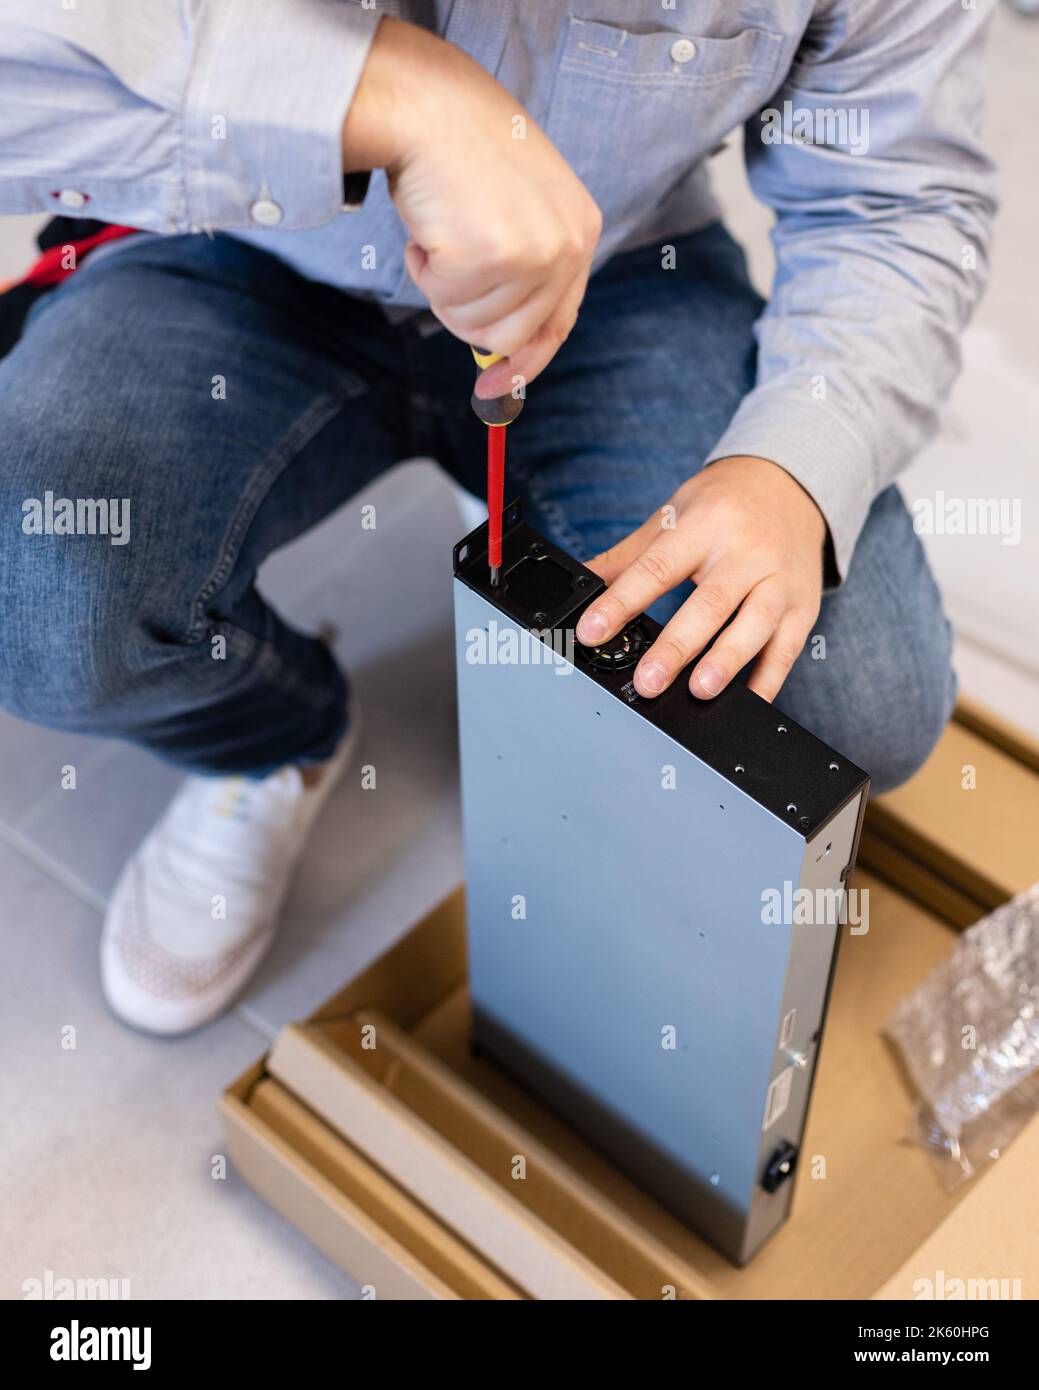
[455,581,811,1249]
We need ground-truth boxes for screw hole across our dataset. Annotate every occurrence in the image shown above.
[829,761,839,771]
[734,763,745,775]
[777,724,788,734]
[787,803,798,814]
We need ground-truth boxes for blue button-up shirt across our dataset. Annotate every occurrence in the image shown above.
[0,0,998,580]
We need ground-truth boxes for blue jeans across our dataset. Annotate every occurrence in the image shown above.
[0,225,953,791]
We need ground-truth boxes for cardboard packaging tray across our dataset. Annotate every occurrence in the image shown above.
[221,703,1039,1299]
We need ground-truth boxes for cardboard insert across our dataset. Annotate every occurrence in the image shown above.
[224,1062,457,1299]
[268,1012,714,1301]
[224,870,1039,1299]
[861,698,1039,924]
[249,1077,523,1299]
[221,702,1039,1299]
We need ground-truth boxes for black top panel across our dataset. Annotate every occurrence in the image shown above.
[453,502,870,839]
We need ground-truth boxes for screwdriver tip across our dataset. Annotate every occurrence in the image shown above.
[490,565,500,587]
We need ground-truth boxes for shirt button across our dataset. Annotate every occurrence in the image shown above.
[57,188,87,210]
[249,197,283,227]
[670,38,697,64]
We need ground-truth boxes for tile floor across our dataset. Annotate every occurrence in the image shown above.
[1,461,469,1299]
[1,6,1036,1300]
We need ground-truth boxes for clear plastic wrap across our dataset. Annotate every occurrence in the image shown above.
[885,882,1039,1189]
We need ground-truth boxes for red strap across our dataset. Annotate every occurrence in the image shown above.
[21,224,138,288]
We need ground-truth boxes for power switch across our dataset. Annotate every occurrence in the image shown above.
[762,1141,798,1194]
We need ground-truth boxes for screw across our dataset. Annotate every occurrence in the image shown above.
[533,611,548,625]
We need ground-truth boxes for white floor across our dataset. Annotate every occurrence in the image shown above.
[1,463,469,1300]
[1,7,1036,1300]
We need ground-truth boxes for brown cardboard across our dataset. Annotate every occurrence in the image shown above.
[225,873,1002,1299]
[266,1021,629,1300]
[874,1110,1039,1301]
[306,888,467,1029]
[221,1062,459,1300]
[312,1008,715,1301]
[222,703,1039,1300]
[298,875,1000,1300]
[857,821,985,928]
[247,1079,523,1299]
[862,702,1039,921]
[955,694,1039,776]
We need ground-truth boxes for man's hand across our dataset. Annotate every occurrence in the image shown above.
[342,18,601,393]
[576,457,827,703]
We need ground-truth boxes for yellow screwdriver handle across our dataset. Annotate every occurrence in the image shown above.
[470,345,502,371]
[469,344,524,426]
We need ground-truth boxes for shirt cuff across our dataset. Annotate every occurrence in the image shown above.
[183,0,382,233]
[704,387,876,590]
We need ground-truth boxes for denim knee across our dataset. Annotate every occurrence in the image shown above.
[781,620,955,797]
[0,533,138,727]
[0,413,137,726]
[778,489,957,797]
[850,630,956,796]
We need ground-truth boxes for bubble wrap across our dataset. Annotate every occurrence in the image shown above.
[886,882,1039,1143]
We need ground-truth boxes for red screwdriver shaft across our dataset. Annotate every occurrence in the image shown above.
[487,423,506,586]
[470,344,521,586]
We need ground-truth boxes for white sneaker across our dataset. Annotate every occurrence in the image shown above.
[100,705,362,1036]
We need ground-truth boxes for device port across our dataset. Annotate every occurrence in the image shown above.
[579,620,649,672]
[503,552,575,616]
[761,1141,798,1194]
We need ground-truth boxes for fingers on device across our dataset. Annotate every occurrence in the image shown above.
[452,501,870,1265]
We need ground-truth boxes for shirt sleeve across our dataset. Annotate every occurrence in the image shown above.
[0,0,382,234]
[705,0,999,587]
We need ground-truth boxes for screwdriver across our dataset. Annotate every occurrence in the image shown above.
[470,345,524,586]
